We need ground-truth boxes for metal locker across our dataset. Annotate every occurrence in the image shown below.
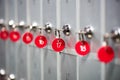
[29,0,42,80]
[29,46,41,80]
[44,49,57,80]
[61,53,76,80]
[105,0,120,80]
[79,0,101,80]
[60,0,77,80]
[0,0,120,80]
[16,0,28,80]
[0,0,6,73]
[6,0,18,76]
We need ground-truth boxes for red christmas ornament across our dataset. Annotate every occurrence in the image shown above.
[9,30,20,42]
[22,32,33,44]
[52,38,65,52]
[0,29,9,40]
[35,35,47,48]
[98,46,114,63]
[75,41,90,56]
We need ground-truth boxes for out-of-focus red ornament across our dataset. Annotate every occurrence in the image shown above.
[0,28,9,40]
[9,30,20,42]
[52,38,65,52]
[35,35,47,48]
[98,46,114,63]
[75,41,90,56]
[22,32,33,44]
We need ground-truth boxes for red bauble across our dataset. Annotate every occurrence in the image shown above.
[9,31,20,42]
[0,29,9,40]
[75,41,90,56]
[52,38,65,52]
[35,35,47,48]
[22,32,33,44]
[98,46,114,63]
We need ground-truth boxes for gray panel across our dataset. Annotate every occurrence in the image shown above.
[0,41,6,68]
[79,1,101,79]
[43,0,56,26]
[1,0,120,80]
[61,0,76,30]
[79,59,101,80]
[110,65,120,80]
[61,53,76,80]
[80,0,101,52]
[17,0,27,22]
[106,62,116,80]
[106,0,120,32]
[61,0,76,49]
[0,0,5,19]
[0,0,5,69]
[30,46,41,80]
[6,41,16,74]
[16,44,27,80]
[29,1,41,80]
[17,0,27,79]
[42,0,57,50]
[106,1,120,80]
[30,0,41,23]
[6,0,17,75]
[106,0,120,56]
[44,49,57,80]
[8,0,15,20]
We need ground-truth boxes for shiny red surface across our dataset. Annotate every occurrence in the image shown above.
[35,35,47,48]
[0,29,9,40]
[75,41,90,56]
[9,31,20,42]
[52,38,65,52]
[22,32,33,44]
[98,46,114,63]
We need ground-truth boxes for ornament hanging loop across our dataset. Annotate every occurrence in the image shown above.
[78,30,85,41]
[55,29,61,38]
[103,33,110,46]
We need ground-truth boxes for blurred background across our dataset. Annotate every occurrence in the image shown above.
[0,0,120,80]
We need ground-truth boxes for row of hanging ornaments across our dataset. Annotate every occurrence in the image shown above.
[0,20,119,64]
